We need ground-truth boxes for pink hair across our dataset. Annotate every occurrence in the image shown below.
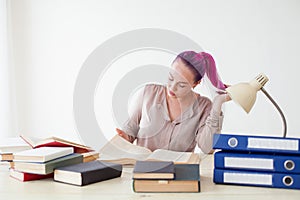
[175,51,226,90]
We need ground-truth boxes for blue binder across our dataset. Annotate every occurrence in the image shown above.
[213,134,300,154]
[214,151,300,173]
[214,168,300,189]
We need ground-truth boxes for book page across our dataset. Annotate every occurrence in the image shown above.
[99,135,152,161]
[146,149,192,163]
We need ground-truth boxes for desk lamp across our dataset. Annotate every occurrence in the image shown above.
[225,73,287,137]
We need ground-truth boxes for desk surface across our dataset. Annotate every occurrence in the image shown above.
[1,154,300,200]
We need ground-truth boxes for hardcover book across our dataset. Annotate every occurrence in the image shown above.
[10,168,54,182]
[13,153,83,174]
[133,164,200,193]
[54,160,122,186]
[20,134,93,153]
[133,161,175,179]
[99,135,200,165]
[13,147,74,163]
[0,137,31,154]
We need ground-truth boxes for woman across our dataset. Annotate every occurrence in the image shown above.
[116,51,230,153]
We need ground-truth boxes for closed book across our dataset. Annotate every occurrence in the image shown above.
[81,151,100,163]
[1,153,13,161]
[133,161,175,179]
[13,153,83,174]
[0,137,31,153]
[215,151,300,173]
[13,147,74,163]
[214,168,300,190]
[54,160,122,186]
[213,133,300,154]
[133,164,200,193]
[10,168,54,182]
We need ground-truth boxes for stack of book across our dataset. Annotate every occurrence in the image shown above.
[0,137,32,166]
[10,147,83,181]
[132,161,200,193]
[213,133,300,190]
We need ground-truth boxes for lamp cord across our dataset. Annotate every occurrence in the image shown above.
[261,88,287,138]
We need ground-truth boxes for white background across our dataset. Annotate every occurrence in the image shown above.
[4,0,300,149]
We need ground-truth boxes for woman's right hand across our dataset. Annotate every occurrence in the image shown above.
[116,128,131,142]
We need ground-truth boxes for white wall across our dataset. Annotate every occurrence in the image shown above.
[7,0,300,149]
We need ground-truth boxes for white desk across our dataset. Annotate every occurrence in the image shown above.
[1,155,300,200]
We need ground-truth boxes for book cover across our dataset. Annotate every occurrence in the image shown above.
[54,160,122,186]
[13,153,83,174]
[10,168,54,182]
[214,168,300,190]
[133,161,175,179]
[213,133,300,154]
[13,147,74,162]
[20,134,93,153]
[133,164,200,193]
[215,151,300,173]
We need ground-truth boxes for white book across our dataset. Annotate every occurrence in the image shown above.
[0,137,32,154]
[98,135,199,165]
[13,147,74,163]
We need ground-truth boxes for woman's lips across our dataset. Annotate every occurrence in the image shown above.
[168,90,176,97]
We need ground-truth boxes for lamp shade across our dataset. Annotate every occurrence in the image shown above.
[225,74,269,113]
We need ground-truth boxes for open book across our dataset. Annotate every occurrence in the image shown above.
[20,134,93,153]
[98,135,200,165]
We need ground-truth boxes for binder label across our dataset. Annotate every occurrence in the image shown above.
[224,157,273,170]
[248,138,299,151]
[224,172,272,185]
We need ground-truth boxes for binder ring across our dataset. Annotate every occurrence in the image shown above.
[228,137,238,148]
[284,160,295,171]
[283,176,293,186]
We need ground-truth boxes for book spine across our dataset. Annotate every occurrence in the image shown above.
[81,165,122,186]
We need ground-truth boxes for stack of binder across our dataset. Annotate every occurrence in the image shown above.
[212,133,300,190]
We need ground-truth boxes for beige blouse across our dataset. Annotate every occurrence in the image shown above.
[122,84,223,153]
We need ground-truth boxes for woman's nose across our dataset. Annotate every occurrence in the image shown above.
[169,82,177,91]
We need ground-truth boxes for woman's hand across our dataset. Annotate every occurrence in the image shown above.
[116,128,131,142]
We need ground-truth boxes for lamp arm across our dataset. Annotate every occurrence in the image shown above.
[261,88,287,138]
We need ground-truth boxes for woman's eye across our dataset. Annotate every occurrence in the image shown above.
[179,84,186,88]
[168,77,174,81]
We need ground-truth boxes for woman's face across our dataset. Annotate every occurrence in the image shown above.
[167,59,198,99]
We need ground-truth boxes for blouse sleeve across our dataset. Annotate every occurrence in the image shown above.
[195,100,224,154]
[121,86,145,139]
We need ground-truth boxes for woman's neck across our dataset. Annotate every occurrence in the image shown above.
[167,90,197,109]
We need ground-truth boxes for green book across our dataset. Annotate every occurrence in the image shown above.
[133,164,200,193]
[13,153,83,175]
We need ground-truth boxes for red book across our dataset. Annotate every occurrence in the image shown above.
[10,169,54,182]
[20,134,93,153]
